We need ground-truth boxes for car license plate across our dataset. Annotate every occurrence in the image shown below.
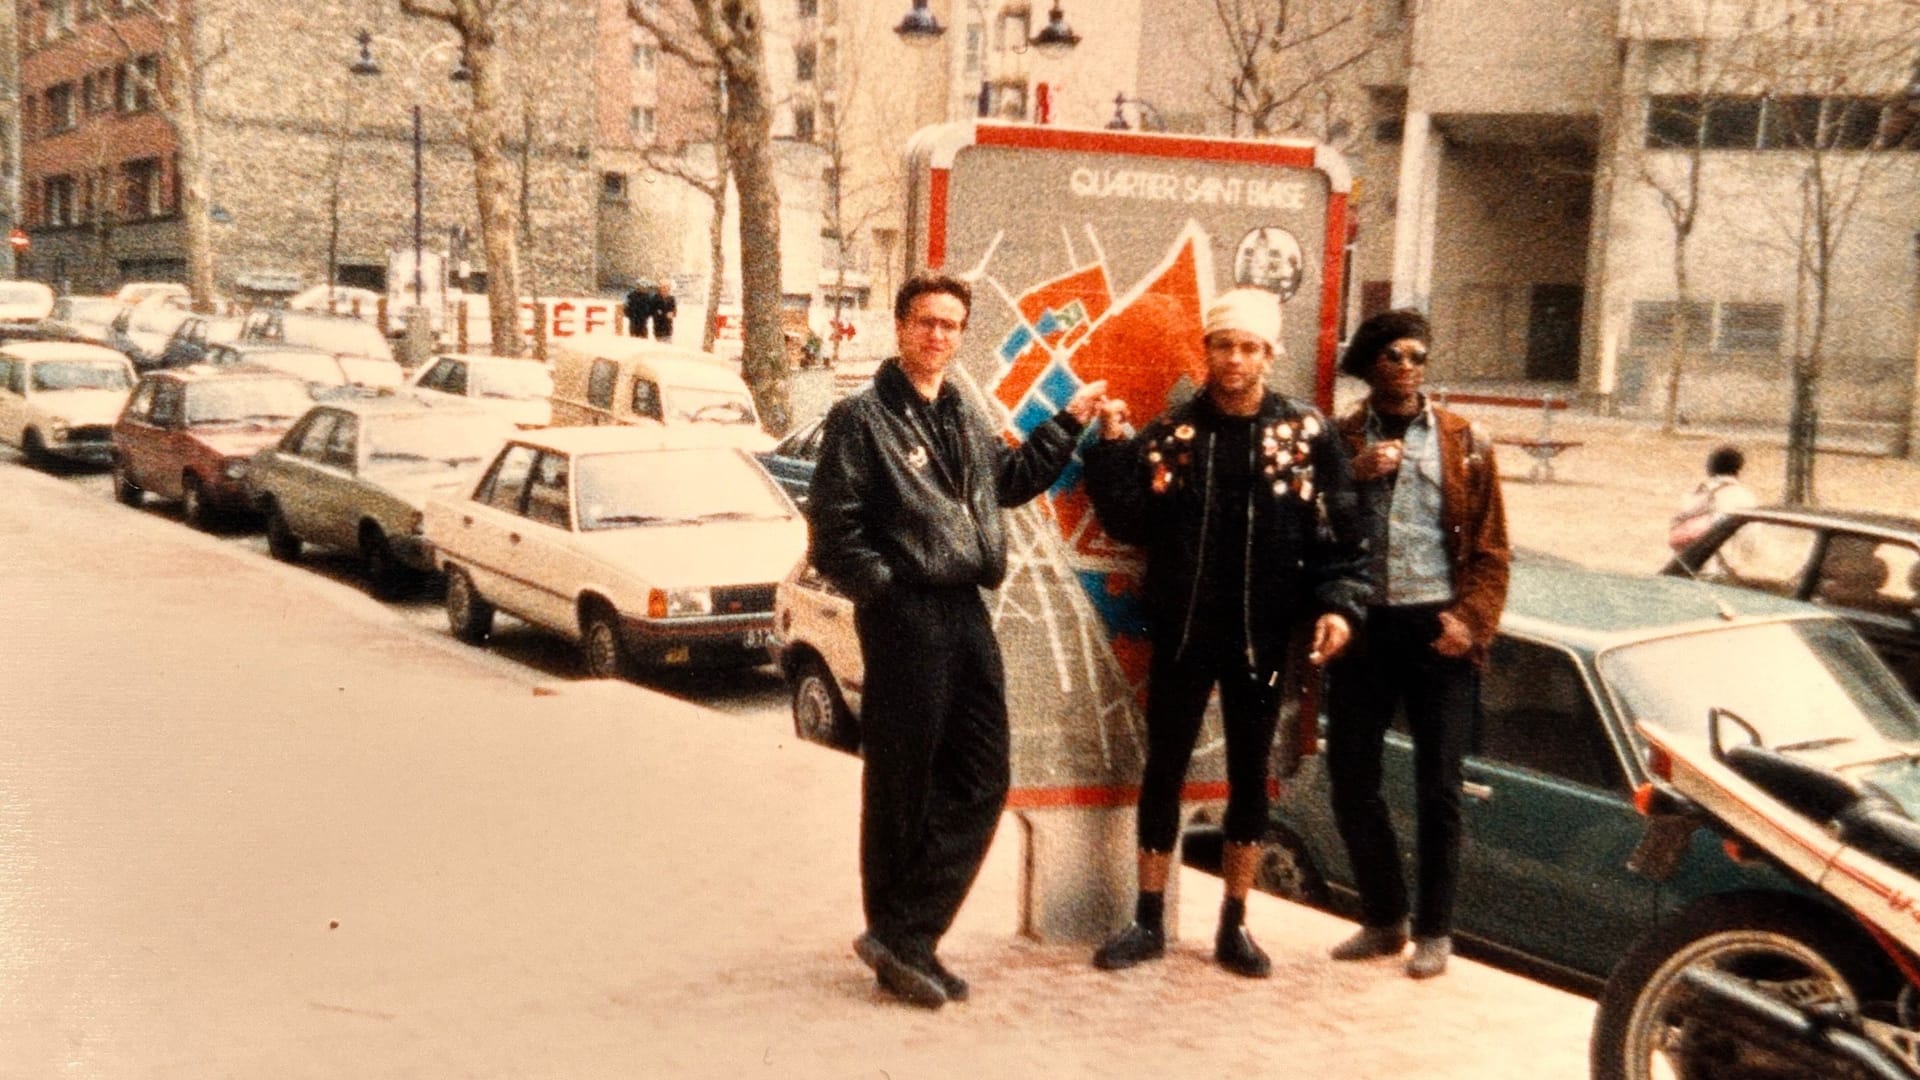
[742,628,777,649]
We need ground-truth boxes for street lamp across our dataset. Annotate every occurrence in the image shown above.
[893,0,944,43]
[347,29,469,311]
[892,1,1080,53]
[1105,92,1164,132]
[1028,4,1080,56]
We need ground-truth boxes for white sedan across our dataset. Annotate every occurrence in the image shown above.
[408,352,553,429]
[425,425,806,677]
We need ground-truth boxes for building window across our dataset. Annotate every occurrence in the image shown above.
[123,158,164,220]
[1651,93,1920,152]
[798,0,817,16]
[963,22,985,75]
[1629,300,1713,352]
[44,83,77,134]
[118,56,159,113]
[819,40,837,91]
[795,42,816,83]
[45,0,75,40]
[793,106,815,142]
[44,175,77,227]
[631,43,655,71]
[628,106,655,139]
[601,171,628,202]
[1717,303,1784,353]
[996,8,1031,52]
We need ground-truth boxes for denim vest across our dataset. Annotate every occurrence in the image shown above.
[1364,403,1455,607]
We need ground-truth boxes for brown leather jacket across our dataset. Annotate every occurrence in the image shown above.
[1336,404,1511,666]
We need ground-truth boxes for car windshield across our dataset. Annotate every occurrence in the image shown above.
[31,360,131,391]
[339,357,404,387]
[1599,617,1920,760]
[363,414,504,470]
[282,317,393,362]
[574,447,792,530]
[183,379,311,425]
[244,351,346,385]
[470,362,553,400]
[666,385,757,425]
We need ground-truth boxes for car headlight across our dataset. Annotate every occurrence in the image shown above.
[47,418,69,441]
[648,587,712,618]
[223,458,247,481]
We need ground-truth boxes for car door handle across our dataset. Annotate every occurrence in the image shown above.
[1462,781,1493,801]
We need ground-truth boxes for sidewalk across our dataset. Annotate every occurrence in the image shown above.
[0,463,1593,1079]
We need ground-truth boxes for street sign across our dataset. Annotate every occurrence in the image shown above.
[8,228,29,254]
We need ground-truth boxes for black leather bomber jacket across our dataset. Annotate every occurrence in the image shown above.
[1083,389,1373,673]
[807,358,1083,604]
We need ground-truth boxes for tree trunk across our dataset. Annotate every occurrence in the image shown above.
[1660,238,1691,434]
[716,0,789,433]
[164,16,216,312]
[703,112,730,353]
[463,33,524,357]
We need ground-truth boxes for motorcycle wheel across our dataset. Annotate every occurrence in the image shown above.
[1592,894,1883,1080]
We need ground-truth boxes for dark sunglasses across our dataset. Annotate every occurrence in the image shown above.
[1379,346,1429,367]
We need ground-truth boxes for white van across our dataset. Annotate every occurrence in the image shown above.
[547,334,770,449]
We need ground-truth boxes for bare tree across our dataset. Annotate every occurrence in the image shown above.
[1724,0,1920,502]
[108,2,227,311]
[631,0,789,432]
[397,0,526,356]
[814,27,906,367]
[1206,0,1384,140]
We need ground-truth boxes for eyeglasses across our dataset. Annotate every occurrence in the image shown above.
[908,315,965,336]
[1379,346,1428,367]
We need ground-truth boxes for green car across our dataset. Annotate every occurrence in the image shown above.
[1250,557,1909,992]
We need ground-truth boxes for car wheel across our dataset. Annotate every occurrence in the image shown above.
[21,429,48,467]
[444,567,494,644]
[111,460,144,507]
[360,525,406,597]
[264,500,302,562]
[1591,894,1886,1080]
[791,654,858,751]
[181,474,210,529]
[581,605,628,680]
[1252,823,1330,907]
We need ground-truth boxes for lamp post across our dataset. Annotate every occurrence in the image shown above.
[1105,92,1164,131]
[894,1,1080,121]
[347,29,469,311]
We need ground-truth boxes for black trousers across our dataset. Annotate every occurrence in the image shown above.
[853,585,1009,960]
[1326,604,1478,939]
[1136,618,1282,853]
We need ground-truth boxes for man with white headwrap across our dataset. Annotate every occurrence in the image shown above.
[1082,287,1372,977]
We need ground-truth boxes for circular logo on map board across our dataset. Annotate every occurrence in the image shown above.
[1232,226,1305,301]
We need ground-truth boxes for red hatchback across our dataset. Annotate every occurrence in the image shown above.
[111,365,314,527]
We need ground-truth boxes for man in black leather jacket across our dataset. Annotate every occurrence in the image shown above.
[809,273,1108,1009]
[1082,287,1372,978]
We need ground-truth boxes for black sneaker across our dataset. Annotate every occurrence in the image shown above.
[926,955,970,1003]
[854,933,947,1009]
[1215,925,1272,979]
[1092,921,1166,970]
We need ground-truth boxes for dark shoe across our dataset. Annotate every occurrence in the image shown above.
[1214,925,1272,979]
[1092,921,1165,970]
[1329,922,1407,961]
[927,955,970,1003]
[1407,935,1451,979]
[854,933,947,1009]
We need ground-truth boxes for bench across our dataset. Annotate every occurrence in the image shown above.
[1435,393,1581,482]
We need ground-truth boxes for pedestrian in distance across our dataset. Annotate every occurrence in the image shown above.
[623,282,655,339]
[1325,307,1510,980]
[650,281,677,343]
[807,272,1110,1009]
[1668,444,1757,553]
[1082,287,1372,979]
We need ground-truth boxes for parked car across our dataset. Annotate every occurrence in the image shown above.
[109,297,192,369]
[205,340,404,391]
[755,414,824,509]
[113,281,189,307]
[239,308,396,367]
[40,294,122,344]
[0,340,137,466]
[286,284,382,320]
[153,314,244,370]
[1664,505,1920,699]
[547,333,770,449]
[777,552,1916,992]
[246,394,512,591]
[0,280,55,324]
[424,425,805,677]
[110,365,313,525]
[408,352,553,429]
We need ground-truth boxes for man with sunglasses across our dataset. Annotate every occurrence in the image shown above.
[1325,307,1509,979]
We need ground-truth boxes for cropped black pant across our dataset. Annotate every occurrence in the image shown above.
[1135,617,1283,853]
[1326,603,1478,939]
[853,584,1009,960]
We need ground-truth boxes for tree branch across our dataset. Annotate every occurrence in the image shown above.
[627,0,720,72]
